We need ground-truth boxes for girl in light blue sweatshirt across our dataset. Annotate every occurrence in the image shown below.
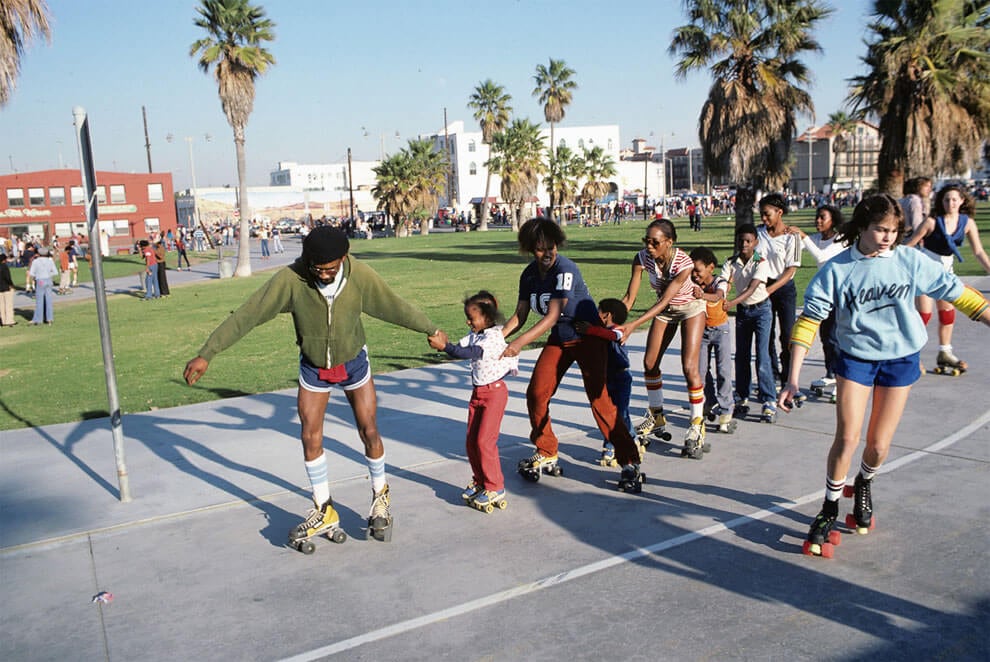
[778,194,990,558]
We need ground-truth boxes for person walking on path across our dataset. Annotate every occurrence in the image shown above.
[184,226,443,545]
[28,247,58,325]
[777,194,990,557]
[500,218,643,491]
[175,235,191,270]
[0,254,16,326]
[140,240,160,300]
[430,291,518,513]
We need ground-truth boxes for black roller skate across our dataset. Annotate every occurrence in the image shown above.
[680,417,710,460]
[802,499,842,558]
[933,349,967,376]
[635,407,672,445]
[367,484,393,542]
[733,398,750,420]
[517,452,562,482]
[843,474,875,534]
[616,463,645,493]
[288,497,347,554]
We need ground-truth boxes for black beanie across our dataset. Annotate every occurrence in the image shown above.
[303,226,350,264]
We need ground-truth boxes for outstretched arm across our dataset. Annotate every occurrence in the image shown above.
[184,356,209,385]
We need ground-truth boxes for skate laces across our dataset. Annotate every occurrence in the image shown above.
[856,477,872,512]
[371,486,390,518]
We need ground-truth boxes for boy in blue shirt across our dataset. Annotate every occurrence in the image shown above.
[779,194,990,558]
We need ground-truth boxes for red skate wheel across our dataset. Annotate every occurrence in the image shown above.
[828,530,842,546]
[845,513,857,529]
[842,485,855,498]
[820,542,835,559]
[868,515,876,531]
[802,540,813,556]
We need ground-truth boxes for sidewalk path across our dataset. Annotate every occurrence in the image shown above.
[1,273,987,660]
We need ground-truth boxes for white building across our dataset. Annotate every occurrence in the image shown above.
[789,120,880,195]
[269,160,379,213]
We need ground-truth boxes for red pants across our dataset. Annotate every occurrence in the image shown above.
[466,380,509,491]
[526,339,640,465]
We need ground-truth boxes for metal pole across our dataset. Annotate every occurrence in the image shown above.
[808,131,813,195]
[185,137,199,225]
[142,106,153,173]
[347,147,355,221]
[73,106,131,503]
[643,153,648,221]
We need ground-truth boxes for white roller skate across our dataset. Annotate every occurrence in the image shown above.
[934,349,967,376]
[289,497,347,554]
[470,489,507,514]
[598,443,617,467]
[680,417,711,460]
[635,407,672,445]
[367,484,393,542]
[517,452,562,482]
[811,376,837,403]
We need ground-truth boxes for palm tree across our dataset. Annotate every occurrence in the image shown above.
[547,144,583,224]
[488,119,546,230]
[826,110,858,191]
[532,58,577,220]
[372,151,413,233]
[403,138,448,237]
[467,79,512,231]
[1,0,52,106]
[847,0,990,196]
[580,146,618,223]
[670,0,832,225]
[190,0,275,277]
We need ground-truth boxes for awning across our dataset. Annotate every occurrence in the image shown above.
[469,197,499,204]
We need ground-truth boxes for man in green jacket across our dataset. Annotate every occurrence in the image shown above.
[184,226,442,546]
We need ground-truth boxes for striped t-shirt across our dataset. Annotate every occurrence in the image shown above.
[637,247,695,305]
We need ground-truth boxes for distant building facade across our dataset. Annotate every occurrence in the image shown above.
[0,169,176,251]
[789,120,880,195]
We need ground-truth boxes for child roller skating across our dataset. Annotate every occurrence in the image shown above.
[691,246,736,441]
[368,484,393,542]
[778,194,990,561]
[288,497,347,554]
[429,291,518,514]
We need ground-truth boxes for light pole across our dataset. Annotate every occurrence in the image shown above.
[167,133,211,227]
[807,126,815,196]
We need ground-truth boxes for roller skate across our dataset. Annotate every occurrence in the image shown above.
[843,474,876,534]
[811,376,837,404]
[598,443,617,467]
[933,349,967,376]
[635,407,672,446]
[760,401,777,424]
[288,497,347,554]
[616,463,645,494]
[471,489,507,514]
[733,398,750,420]
[367,484,393,542]
[461,480,482,504]
[802,499,842,558]
[517,452,562,482]
[680,417,710,460]
[706,405,737,433]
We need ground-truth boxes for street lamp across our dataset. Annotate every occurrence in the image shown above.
[807,126,815,196]
[167,133,211,227]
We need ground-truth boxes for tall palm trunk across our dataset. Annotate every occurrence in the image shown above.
[233,126,252,277]
[480,171,492,231]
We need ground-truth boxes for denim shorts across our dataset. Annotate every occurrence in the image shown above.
[833,350,920,388]
[298,346,371,393]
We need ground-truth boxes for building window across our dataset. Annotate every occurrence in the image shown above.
[469,162,477,175]
[578,139,585,150]
[49,187,66,206]
[70,186,85,205]
[147,183,164,202]
[99,220,130,237]
[55,221,87,237]
[607,139,613,151]
[468,140,476,153]
[110,184,126,204]
[144,217,160,234]
[28,187,45,206]
[6,188,24,207]
[559,139,566,148]
[95,186,106,204]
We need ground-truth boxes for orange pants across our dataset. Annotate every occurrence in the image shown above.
[526,339,640,466]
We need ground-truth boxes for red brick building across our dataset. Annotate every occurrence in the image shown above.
[0,169,177,252]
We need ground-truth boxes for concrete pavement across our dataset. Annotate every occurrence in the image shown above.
[1,262,988,660]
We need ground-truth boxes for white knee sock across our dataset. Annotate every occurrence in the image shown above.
[367,453,387,492]
[305,453,330,506]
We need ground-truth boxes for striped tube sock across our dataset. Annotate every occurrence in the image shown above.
[305,453,330,506]
[645,372,664,410]
[859,461,879,481]
[688,385,704,420]
[367,453,387,492]
[825,475,846,502]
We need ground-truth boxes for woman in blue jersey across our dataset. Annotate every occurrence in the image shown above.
[778,194,990,557]
[904,184,990,374]
[501,218,644,490]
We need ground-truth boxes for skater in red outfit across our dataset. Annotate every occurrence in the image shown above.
[430,291,518,512]
[778,194,990,558]
[501,218,643,492]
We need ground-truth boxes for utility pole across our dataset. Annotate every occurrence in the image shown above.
[807,127,815,195]
[443,107,452,210]
[142,106,153,173]
[347,147,355,221]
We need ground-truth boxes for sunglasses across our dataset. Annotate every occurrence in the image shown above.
[642,237,664,248]
[309,265,338,275]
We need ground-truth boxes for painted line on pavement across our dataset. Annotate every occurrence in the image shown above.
[280,408,990,662]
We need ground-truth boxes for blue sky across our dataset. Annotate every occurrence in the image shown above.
[1,0,873,190]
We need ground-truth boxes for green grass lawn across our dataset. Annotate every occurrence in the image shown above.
[2,204,988,431]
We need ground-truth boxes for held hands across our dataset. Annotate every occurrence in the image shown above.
[183,356,209,385]
[500,340,522,359]
[777,382,799,413]
[427,329,448,351]
[691,284,704,299]
[573,320,590,334]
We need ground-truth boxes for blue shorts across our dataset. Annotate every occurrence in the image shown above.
[298,347,371,393]
[833,350,920,388]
